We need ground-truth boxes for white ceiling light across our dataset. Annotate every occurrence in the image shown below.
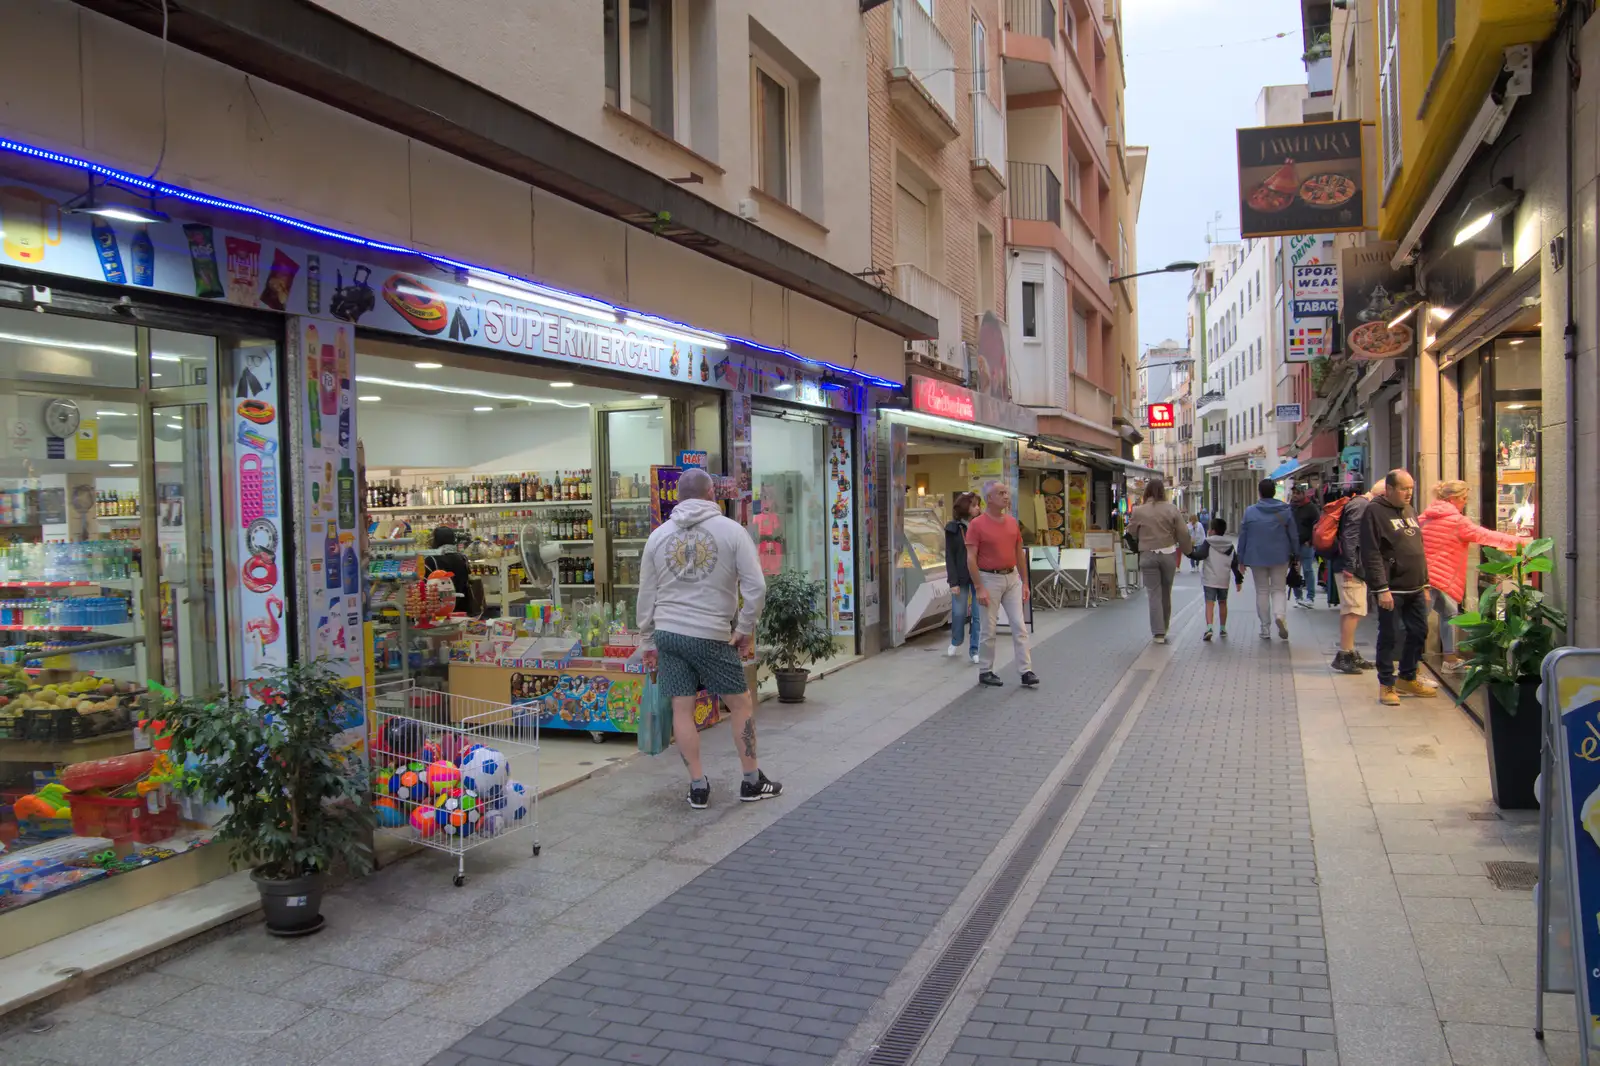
[466,276,619,323]
[108,462,134,468]
[353,375,590,409]
[473,406,493,412]
[0,331,182,362]
[95,410,132,417]
[624,313,728,350]
[415,362,443,370]
[359,395,382,402]
[773,383,795,392]
[639,394,659,400]
[548,381,575,389]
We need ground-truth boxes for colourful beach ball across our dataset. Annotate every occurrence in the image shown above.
[373,797,407,828]
[426,760,460,795]
[409,804,439,837]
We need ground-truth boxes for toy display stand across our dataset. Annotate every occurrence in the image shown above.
[368,680,541,887]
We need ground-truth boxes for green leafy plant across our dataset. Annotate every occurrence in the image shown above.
[1309,356,1331,395]
[1448,538,1567,712]
[161,659,373,880]
[756,569,836,672]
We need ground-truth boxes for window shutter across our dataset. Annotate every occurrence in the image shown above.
[895,183,930,271]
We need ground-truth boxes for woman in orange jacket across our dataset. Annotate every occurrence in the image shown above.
[1418,480,1526,665]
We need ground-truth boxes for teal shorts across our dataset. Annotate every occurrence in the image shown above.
[654,630,749,698]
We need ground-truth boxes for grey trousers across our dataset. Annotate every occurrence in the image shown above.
[1139,550,1178,636]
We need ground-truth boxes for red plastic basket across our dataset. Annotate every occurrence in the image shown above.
[70,792,180,844]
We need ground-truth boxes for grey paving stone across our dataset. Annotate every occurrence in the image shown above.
[432,600,1152,1064]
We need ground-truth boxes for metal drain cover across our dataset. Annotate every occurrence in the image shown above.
[1485,860,1539,891]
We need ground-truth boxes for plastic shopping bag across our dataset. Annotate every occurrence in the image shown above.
[638,682,673,756]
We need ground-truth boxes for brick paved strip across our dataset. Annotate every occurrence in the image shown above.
[940,628,1335,1066]
[433,599,1157,1066]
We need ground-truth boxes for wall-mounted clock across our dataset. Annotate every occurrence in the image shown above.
[42,397,81,439]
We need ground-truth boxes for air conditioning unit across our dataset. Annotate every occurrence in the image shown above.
[738,198,761,221]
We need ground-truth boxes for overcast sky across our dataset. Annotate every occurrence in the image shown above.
[1124,0,1310,350]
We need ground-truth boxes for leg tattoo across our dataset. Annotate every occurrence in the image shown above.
[741,718,757,760]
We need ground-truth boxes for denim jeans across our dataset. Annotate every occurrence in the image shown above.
[1376,590,1430,686]
[1295,544,1319,602]
[949,583,981,654]
[1431,588,1459,655]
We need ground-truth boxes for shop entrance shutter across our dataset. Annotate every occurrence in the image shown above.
[895,183,930,272]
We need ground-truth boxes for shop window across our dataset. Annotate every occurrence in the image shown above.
[0,307,138,389]
[1492,338,1540,537]
[0,310,250,941]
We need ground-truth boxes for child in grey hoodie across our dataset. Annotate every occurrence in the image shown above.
[1191,517,1244,641]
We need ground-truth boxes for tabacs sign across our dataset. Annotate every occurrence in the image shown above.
[1145,403,1175,429]
[1236,120,1365,239]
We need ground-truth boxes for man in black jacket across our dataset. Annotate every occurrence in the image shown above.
[1360,469,1438,705]
[1290,485,1321,608]
[1331,484,1378,674]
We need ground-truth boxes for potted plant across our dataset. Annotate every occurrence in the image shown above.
[1448,539,1566,810]
[756,569,836,703]
[161,659,373,935]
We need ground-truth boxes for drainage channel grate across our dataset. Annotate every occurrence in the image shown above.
[1485,860,1539,891]
[864,670,1151,1066]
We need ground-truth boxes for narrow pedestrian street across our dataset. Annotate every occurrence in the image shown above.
[1,574,1563,1066]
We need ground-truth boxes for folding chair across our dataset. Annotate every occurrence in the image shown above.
[1028,546,1067,609]
[1058,548,1095,608]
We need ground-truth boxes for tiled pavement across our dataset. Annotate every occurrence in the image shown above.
[1,573,1571,1065]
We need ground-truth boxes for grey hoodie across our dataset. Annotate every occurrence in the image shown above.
[637,499,768,641]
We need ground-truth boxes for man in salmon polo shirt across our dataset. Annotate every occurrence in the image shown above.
[966,481,1039,689]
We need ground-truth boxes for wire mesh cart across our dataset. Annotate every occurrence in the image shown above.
[368,680,541,886]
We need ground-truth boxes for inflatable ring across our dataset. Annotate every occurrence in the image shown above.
[237,399,275,424]
[242,552,278,593]
[246,518,279,557]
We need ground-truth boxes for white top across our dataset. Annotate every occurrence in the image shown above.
[637,499,768,640]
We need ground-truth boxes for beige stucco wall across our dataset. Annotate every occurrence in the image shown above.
[0,0,902,381]
[309,0,872,275]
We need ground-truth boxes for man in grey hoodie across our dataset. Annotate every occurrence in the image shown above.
[1234,478,1299,640]
[638,468,780,809]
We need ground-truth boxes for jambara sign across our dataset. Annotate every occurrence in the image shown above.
[1237,120,1364,238]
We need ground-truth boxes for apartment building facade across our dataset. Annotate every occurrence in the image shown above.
[999,0,1129,455]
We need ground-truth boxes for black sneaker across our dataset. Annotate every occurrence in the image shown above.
[1332,651,1362,676]
[978,671,1004,687]
[687,778,710,809]
[1352,653,1377,671]
[1020,671,1040,688]
[739,772,782,802]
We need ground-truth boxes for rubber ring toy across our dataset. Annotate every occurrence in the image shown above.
[237,399,275,424]
[242,552,278,593]
[246,518,279,557]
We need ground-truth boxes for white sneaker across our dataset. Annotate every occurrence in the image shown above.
[970,653,980,665]
[1276,617,1289,639]
[945,643,958,658]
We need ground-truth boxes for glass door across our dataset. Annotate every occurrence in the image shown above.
[596,402,670,625]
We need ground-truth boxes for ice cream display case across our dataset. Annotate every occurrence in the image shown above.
[896,507,951,638]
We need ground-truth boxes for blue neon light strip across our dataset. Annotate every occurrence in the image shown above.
[0,135,902,390]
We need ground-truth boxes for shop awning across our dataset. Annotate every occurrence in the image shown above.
[1029,439,1157,478]
[1269,459,1302,481]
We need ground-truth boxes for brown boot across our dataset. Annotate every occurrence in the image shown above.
[1379,685,1401,706]
[1395,677,1439,698]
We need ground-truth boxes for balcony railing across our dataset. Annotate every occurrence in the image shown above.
[894,264,965,370]
[1004,0,1055,39]
[892,0,957,122]
[1197,441,1225,459]
[1007,162,1061,226]
[972,91,1006,172]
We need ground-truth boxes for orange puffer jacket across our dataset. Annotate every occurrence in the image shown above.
[1417,499,1523,604]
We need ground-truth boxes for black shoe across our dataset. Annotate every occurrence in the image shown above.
[1332,651,1362,676]
[978,671,1004,687]
[687,778,710,810]
[1020,671,1040,688]
[739,772,782,802]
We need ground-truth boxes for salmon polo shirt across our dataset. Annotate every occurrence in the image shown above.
[965,512,1021,571]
